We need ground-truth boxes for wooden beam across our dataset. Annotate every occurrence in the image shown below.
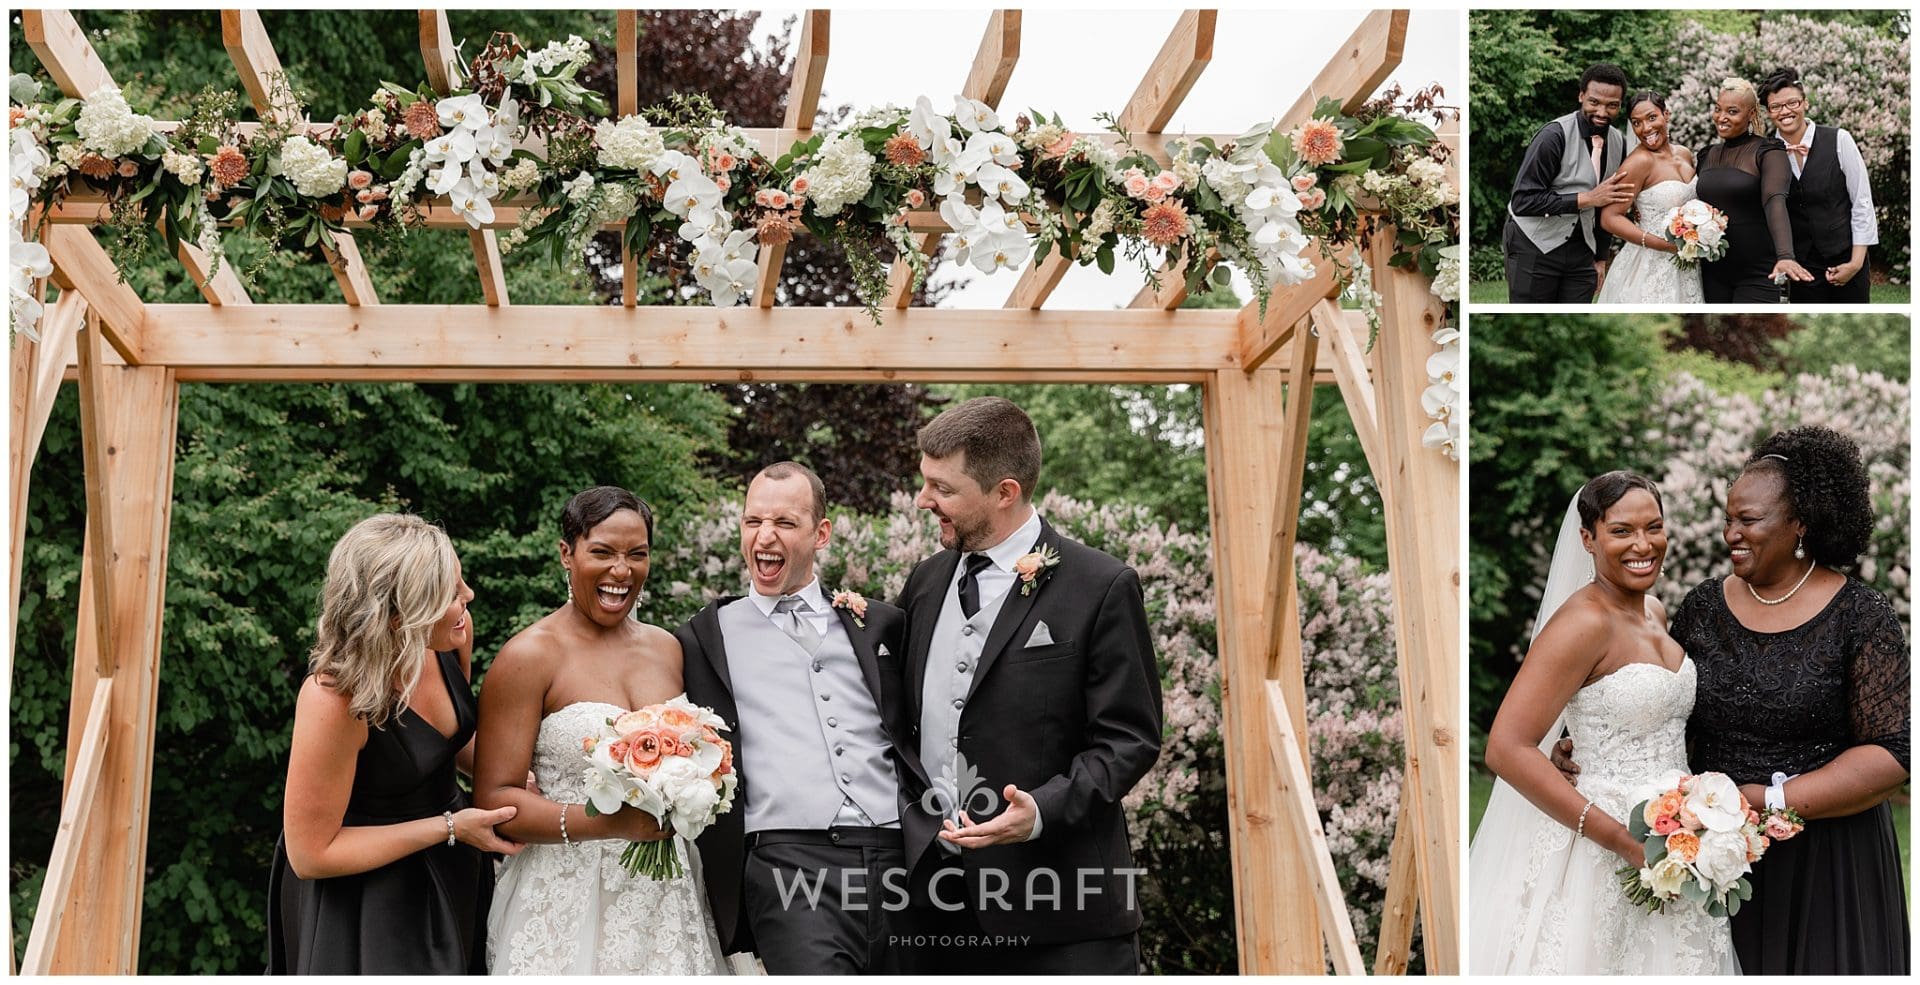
[177,240,250,305]
[1202,367,1321,972]
[1262,315,1318,689]
[74,312,118,678]
[130,304,1247,378]
[1367,233,1460,974]
[879,9,1022,309]
[19,677,113,975]
[44,364,180,973]
[1277,10,1409,134]
[1006,9,1213,310]
[1265,682,1365,975]
[1239,245,1342,371]
[466,229,506,307]
[1319,302,1384,479]
[758,10,829,309]
[44,226,144,364]
[1373,796,1420,975]
[617,11,638,306]
[19,10,112,96]
[420,9,502,305]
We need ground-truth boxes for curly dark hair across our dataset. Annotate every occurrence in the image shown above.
[1743,426,1873,568]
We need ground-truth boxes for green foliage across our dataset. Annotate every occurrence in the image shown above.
[1773,314,1911,380]
[1467,315,1667,726]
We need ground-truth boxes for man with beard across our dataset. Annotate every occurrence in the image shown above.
[894,396,1161,973]
[1505,63,1636,301]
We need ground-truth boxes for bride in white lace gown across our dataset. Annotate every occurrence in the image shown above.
[1468,474,1738,974]
[1595,92,1704,304]
[473,488,742,975]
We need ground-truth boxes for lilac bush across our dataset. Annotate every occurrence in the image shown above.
[1657,15,1911,280]
[647,491,1409,969]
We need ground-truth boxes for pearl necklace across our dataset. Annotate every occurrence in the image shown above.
[1747,562,1816,605]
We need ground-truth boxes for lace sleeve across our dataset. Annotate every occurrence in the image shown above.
[1756,139,1796,260]
[1846,585,1910,771]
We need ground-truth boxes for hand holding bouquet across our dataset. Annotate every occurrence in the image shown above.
[1659,199,1729,268]
[580,695,738,879]
[1616,771,1802,917]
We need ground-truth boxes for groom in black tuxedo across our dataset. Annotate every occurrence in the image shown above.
[1504,63,1636,301]
[678,461,923,973]
[894,396,1162,973]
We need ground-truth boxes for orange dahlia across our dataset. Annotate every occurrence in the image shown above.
[884,131,926,167]
[756,214,794,247]
[1140,200,1191,246]
[402,100,441,139]
[208,145,249,186]
[77,154,115,180]
[1295,119,1344,166]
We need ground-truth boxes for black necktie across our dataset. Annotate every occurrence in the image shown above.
[957,553,993,618]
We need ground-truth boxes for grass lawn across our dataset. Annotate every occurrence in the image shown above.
[1468,280,1910,305]
[1469,768,1909,887]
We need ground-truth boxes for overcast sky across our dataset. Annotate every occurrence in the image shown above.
[751,8,1462,310]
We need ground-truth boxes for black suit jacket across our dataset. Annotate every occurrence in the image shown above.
[676,593,913,955]
[895,518,1163,944]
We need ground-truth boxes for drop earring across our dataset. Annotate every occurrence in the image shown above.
[1794,535,1806,560]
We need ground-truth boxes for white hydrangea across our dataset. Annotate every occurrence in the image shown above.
[561,171,596,202]
[74,85,157,158]
[801,134,875,217]
[1430,243,1461,305]
[275,135,348,198]
[1406,156,1446,189]
[595,115,665,172]
[499,158,540,194]
[56,142,85,169]
[162,149,204,184]
[850,103,907,131]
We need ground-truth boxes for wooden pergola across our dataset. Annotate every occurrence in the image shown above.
[9,9,1460,975]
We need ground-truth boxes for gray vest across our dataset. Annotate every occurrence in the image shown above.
[720,598,899,832]
[1508,112,1623,253]
[918,578,1013,802]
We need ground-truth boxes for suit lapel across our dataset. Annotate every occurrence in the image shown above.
[907,551,961,703]
[967,521,1059,700]
[834,605,885,704]
[695,598,740,697]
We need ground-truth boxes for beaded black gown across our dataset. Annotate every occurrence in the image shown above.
[268,650,491,974]
[1696,134,1796,302]
[1670,577,1910,974]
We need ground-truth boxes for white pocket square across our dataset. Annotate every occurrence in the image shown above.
[876,644,890,657]
[1024,622,1055,647]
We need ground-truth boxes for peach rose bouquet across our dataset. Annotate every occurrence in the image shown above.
[580,694,738,879]
[1659,199,1730,268]
[1616,771,1801,916]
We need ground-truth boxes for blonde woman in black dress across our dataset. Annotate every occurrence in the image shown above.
[1695,77,1814,301]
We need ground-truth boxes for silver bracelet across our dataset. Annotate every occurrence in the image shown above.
[443,810,457,847]
[559,802,572,848]
[1576,800,1595,840]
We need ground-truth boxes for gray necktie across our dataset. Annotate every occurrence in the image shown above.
[772,595,823,655]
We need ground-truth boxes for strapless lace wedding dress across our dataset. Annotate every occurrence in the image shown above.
[486,701,732,975]
[1479,659,1739,974]
[1595,179,1706,304]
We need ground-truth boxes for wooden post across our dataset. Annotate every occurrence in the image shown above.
[1367,235,1461,973]
[756,10,829,309]
[420,9,503,305]
[1372,797,1420,974]
[617,11,639,307]
[1202,367,1323,972]
[35,359,180,973]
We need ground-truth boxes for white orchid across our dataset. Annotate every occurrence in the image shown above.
[449,178,495,228]
[952,94,999,133]
[969,229,1032,274]
[964,129,1021,167]
[426,162,465,197]
[973,162,1030,205]
[907,95,951,150]
[663,170,723,218]
[705,256,759,307]
[678,205,732,245]
[436,93,488,133]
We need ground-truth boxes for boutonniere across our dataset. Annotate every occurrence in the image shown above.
[831,589,868,628]
[1013,544,1062,596]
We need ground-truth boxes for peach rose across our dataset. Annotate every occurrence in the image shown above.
[715,175,731,193]
[1764,815,1799,840]
[348,169,374,190]
[1291,173,1318,192]
[767,189,791,209]
[1123,172,1151,198]
[1298,188,1327,210]
[1142,183,1168,202]
[905,188,925,208]
[356,204,379,221]
[790,175,811,194]
[661,707,698,729]
[1665,830,1701,862]
[1043,132,1076,159]
[357,188,375,204]
[614,707,661,734]
[717,741,734,776]
[624,730,665,771]
[1678,805,1702,831]
[117,159,140,178]
[1652,814,1680,835]
[1151,170,1179,192]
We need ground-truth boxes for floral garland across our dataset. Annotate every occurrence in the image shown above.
[8,34,1461,456]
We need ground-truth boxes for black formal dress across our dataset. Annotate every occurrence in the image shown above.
[1670,577,1910,974]
[268,650,491,974]
[1697,135,1796,302]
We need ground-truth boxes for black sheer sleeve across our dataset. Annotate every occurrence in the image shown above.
[1508,124,1578,217]
[1847,585,1910,772]
[1755,138,1796,261]
[1669,581,1713,745]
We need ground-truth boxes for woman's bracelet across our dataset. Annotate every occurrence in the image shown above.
[443,810,457,847]
[1576,800,1595,840]
[1639,230,1648,248]
[559,801,572,848]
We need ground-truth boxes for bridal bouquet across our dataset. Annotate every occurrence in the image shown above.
[1659,199,1730,268]
[1616,771,1802,917]
[580,695,738,880]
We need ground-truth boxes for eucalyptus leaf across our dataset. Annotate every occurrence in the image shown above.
[1096,244,1115,275]
[344,130,366,165]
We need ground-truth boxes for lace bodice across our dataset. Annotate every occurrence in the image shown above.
[1631,179,1698,233]
[486,701,730,975]
[1565,659,1696,814]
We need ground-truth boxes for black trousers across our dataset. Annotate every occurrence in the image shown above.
[898,863,1140,974]
[1503,220,1597,303]
[1788,249,1872,303]
[741,828,909,975]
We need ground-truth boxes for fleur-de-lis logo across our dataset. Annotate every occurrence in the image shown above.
[920,751,1000,818]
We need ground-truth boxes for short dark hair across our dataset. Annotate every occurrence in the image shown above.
[754,461,827,524]
[1579,63,1628,96]
[917,396,1041,501]
[1743,426,1873,568]
[561,485,654,546]
[1627,90,1668,115]
[1577,471,1663,532]
[1757,67,1807,107]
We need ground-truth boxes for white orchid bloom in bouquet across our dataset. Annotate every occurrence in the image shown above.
[436,93,489,133]
[952,94,1000,133]
[448,178,495,228]
[908,95,951,151]
[663,170,723,218]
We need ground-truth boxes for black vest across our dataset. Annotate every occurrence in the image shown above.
[1785,128,1855,262]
